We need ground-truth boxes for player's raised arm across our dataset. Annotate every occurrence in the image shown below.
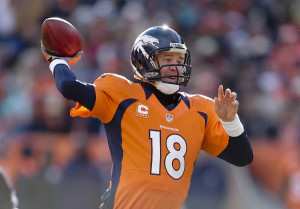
[214,85,253,166]
[41,44,96,111]
[40,18,96,111]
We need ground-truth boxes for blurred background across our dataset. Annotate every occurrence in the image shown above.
[0,0,300,208]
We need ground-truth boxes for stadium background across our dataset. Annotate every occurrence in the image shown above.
[0,0,300,208]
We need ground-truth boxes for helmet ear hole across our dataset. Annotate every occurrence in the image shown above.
[137,61,143,69]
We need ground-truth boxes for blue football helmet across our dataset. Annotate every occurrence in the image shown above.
[130,26,192,86]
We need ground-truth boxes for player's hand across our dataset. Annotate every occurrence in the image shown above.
[41,43,83,66]
[214,85,239,122]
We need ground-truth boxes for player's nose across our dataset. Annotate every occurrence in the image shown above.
[169,63,177,71]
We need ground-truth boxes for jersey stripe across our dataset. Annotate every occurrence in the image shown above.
[141,84,153,100]
[198,112,208,128]
[103,98,138,208]
[180,93,190,109]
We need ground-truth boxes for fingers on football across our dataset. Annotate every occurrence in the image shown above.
[68,55,81,66]
[75,51,83,57]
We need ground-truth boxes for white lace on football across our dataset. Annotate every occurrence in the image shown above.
[49,59,69,74]
[154,81,179,95]
[220,114,244,137]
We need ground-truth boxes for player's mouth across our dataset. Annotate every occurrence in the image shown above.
[162,76,178,83]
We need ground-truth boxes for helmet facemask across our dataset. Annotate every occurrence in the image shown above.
[141,48,191,86]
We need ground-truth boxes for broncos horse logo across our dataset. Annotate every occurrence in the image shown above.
[133,35,159,59]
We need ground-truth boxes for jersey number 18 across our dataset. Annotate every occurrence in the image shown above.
[149,130,187,180]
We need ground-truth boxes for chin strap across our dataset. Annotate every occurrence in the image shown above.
[154,81,180,95]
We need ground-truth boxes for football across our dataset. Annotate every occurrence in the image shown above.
[41,17,82,57]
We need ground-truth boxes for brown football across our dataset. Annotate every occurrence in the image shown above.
[41,17,82,57]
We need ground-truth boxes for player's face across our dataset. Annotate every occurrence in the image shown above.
[155,52,185,84]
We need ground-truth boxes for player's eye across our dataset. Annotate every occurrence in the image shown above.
[162,58,172,63]
[176,58,184,64]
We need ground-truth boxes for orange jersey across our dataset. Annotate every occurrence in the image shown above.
[70,73,229,209]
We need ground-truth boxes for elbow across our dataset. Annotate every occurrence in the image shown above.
[235,151,254,167]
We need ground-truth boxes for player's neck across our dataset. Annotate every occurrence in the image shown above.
[141,82,181,109]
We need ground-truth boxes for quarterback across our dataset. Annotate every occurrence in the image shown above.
[41,26,253,209]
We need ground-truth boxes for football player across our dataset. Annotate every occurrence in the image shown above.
[41,25,253,209]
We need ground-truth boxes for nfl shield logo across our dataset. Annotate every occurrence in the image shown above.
[166,114,173,122]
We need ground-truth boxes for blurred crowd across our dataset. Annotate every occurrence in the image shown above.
[1,0,300,208]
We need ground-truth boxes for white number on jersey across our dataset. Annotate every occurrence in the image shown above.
[149,130,187,180]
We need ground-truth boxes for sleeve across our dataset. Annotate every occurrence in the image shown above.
[70,74,123,123]
[54,63,96,111]
[217,132,253,166]
[201,98,229,157]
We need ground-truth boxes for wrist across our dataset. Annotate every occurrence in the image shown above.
[220,114,244,137]
[49,59,69,74]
